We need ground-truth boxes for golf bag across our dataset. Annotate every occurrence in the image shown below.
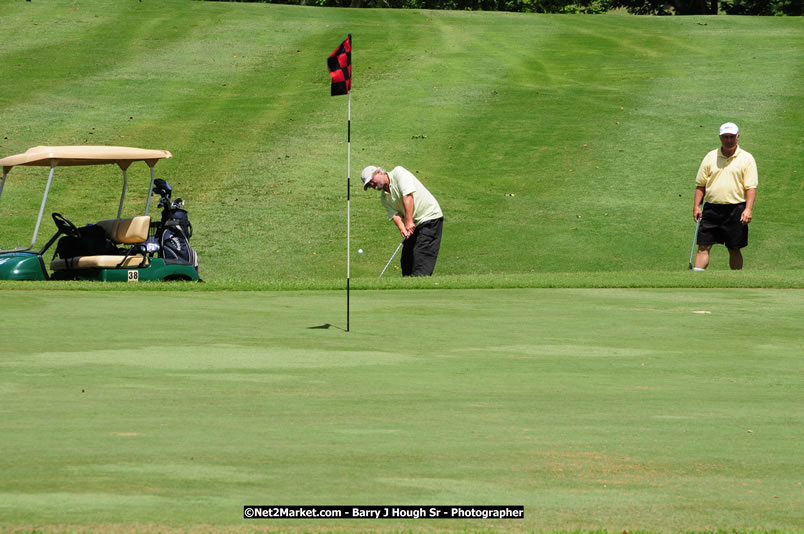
[160,207,198,268]
[56,224,118,259]
[152,179,199,271]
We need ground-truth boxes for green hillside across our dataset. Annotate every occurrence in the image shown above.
[1,1,801,282]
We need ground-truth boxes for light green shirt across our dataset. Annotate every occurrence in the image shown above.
[380,166,443,224]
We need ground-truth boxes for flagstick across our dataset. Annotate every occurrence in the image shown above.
[328,33,352,332]
[346,87,351,332]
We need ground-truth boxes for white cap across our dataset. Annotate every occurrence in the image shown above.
[361,165,381,190]
[719,122,739,136]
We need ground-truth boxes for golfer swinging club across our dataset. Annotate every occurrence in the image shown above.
[692,122,758,271]
[362,165,443,276]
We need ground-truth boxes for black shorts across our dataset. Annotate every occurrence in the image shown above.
[697,203,748,249]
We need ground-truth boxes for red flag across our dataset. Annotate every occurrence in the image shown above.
[327,35,351,96]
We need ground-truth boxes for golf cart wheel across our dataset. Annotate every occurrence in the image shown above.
[163,274,193,281]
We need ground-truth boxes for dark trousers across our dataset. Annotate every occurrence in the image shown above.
[401,217,443,276]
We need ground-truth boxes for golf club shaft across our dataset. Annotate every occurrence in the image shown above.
[688,216,702,269]
[379,240,404,279]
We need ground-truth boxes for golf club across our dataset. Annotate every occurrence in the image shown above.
[379,240,404,279]
[688,214,702,270]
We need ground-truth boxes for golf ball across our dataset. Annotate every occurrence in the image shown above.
[358,249,363,254]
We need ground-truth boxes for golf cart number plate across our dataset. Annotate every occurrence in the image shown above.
[128,270,139,282]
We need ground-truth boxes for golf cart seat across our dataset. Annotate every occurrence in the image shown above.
[94,215,151,244]
[50,215,151,271]
[51,255,149,270]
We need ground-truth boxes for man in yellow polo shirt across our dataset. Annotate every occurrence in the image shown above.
[692,122,758,270]
[361,165,443,276]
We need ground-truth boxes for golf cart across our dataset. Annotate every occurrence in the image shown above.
[0,145,199,282]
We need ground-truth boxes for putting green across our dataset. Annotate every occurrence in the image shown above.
[1,288,801,532]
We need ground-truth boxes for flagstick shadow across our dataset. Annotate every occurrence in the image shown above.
[307,323,346,332]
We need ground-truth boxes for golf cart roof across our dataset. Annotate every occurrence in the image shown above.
[1,145,172,174]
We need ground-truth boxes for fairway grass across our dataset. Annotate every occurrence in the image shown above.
[1,1,802,281]
[1,269,802,292]
[1,2,802,532]
[2,288,801,532]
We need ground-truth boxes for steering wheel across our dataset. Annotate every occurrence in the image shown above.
[52,212,80,238]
